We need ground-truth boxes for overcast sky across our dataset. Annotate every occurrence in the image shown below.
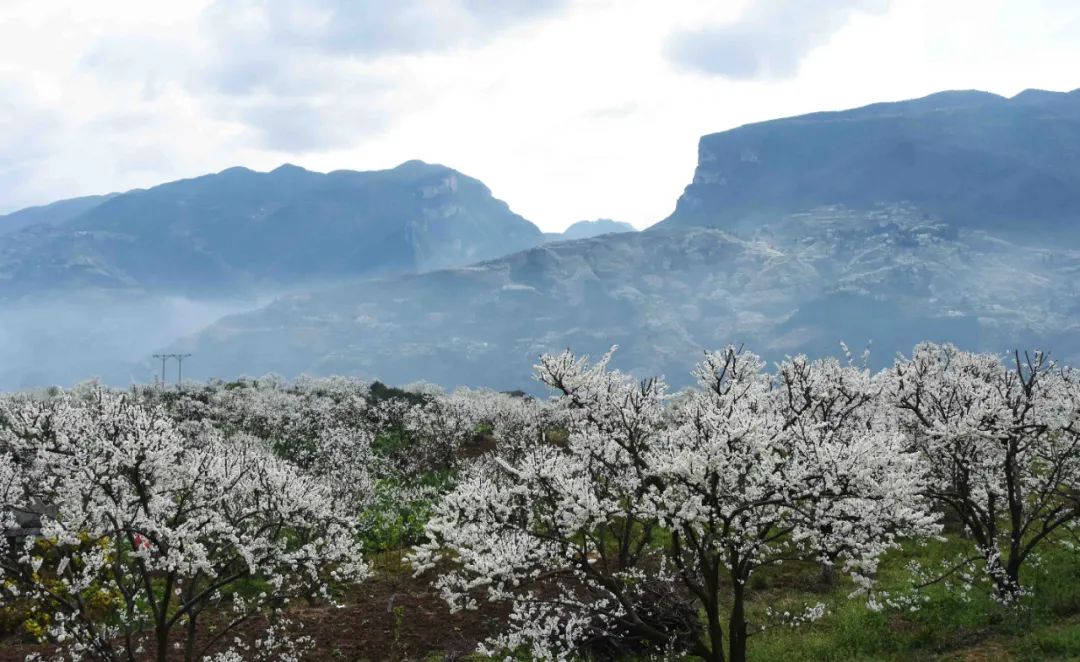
[1,0,1078,231]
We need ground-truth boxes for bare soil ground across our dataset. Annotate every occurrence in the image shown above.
[0,562,504,662]
[292,566,504,661]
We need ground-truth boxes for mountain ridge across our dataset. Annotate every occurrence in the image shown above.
[0,160,543,299]
[0,194,119,237]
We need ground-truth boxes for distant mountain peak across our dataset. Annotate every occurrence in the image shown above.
[561,219,637,239]
[909,89,1005,105]
[392,159,449,173]
[1010,87,1080,104]
[217,166,256,176]
[270,163,309,174]
[541,219,637,243]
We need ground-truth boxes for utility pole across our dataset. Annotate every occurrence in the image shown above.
[152,353,193,390]
[175,354,191,391]
[152,354,169,391]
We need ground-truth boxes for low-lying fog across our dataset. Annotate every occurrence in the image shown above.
[0,293,269,390]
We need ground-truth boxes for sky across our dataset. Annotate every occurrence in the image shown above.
[1,0,1078,232]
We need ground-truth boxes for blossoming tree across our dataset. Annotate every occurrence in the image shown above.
[887,343,1080,600]
[0,391,369,662]
[413,349,677,658]
[415,347,938,662]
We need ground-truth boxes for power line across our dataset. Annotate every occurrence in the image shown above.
[152,354,193,390]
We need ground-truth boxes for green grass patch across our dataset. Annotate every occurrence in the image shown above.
[747,537,1080,661]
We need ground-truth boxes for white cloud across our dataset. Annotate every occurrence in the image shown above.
[0,0,1079,227]
[203,0,567,59]
[187,0,568,152]
[665,0,892,80]
[0,81,64,208]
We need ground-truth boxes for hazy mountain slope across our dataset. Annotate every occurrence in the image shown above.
[657,89,1080,239]
[0,161,543,298]
[169,226,790,389]
[161,88,1080,391]
[168,204,1080,391]
[0,194,117,237]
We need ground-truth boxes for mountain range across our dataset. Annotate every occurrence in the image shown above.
[170,203,1080,391]
[1,87,1079,390]
[0,160,541,298]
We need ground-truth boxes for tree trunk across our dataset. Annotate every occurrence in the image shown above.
[700,564,726,662]
[995,554,1023,602]
[819,562,838,589]
[155,624,170,662]
[184,611,199,662]
[1007,560,1021,595]
[702,595,727,662]
[729,579,748,662]
[986,551,1023,603]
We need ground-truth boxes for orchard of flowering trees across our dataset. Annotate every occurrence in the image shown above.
[414,344,1080,661]
[0,377,497,661]
[2,342,1080,661]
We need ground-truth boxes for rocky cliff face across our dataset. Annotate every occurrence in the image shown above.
[658,89,1080,241]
